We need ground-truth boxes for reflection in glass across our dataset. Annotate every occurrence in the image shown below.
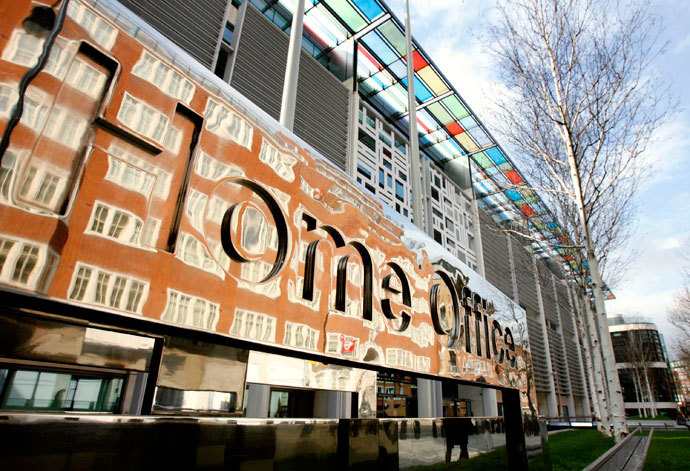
[376,372,418,418]
[0,367,123,412]
[153,387,237,414]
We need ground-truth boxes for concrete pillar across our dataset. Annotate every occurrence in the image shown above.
[531,257,558,418]
[552,274,576,417]
[482,388,499,417]
[245,383,270,418]
[314,390,351,418]
[418,378,442,417]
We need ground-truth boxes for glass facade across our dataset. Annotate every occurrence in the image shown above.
[0,367,123,412]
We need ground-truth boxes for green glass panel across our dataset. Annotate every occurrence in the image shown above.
[442,96,469,119]
[315,4,349,38]
[474,152,493,169]
[379,20,407,56]
[324,0,367,31]
[427,102,454,125]
[498,162,513,172]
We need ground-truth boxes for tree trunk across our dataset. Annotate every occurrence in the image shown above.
[584,298,612,436]
[642,367,657,417]
[563,132,628,441]
[571,286,605,429]
[631,369,644,417]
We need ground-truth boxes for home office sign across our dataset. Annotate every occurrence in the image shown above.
[199,130,522,389]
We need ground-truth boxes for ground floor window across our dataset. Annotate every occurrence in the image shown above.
[376,372,418,418]
[268,388,314,418]
[0,366,123,412]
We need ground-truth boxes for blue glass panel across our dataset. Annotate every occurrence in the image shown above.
[351,0,384,20]
[361,31,398,65]
[506,189,522,201]
[485,147,506,165]
[459,115,477,129]
[401,76,433,102]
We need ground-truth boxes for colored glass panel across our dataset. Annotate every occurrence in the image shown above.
[426,129,448,144]
[468,127,491,147]
[351,0,384,20]
[456,133,478,152]
[387,83,408,109]
[379,20,407,55]
[387,59,407,79]
[428,102,454,125]
[442,96,469,119]
[506,189,522,202]
[473,152,492,169]
[498,162,513,172]
[361,76,383,94]
[445,121,464,136]
[361,30,398,65]
[401,76,433,102]
[485,147,506,165]
[313,4,348,42]
[460,115,477,129]
[324,0,367,31]
[505,170,523,185]
[411,50,427,71]
[417,66,448,95]
[418,108,437,131]
[484,166,499,177]
[357,44,382,74]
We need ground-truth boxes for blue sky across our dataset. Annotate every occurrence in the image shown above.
[388,0,690,354]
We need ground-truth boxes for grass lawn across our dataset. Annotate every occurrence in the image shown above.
[643,431,690,471]
[409,429,615,470]
[529,429,615,471]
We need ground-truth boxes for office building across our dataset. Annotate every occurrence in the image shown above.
[0,0,617,467]
[609,315,677,417]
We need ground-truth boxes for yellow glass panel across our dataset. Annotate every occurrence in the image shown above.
[418,66,448,95]
[457,133,478,152]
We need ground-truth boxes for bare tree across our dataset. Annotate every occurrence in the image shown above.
[669,288,690,362]
[622,330,658,417]
[486,0,675,441]
[669,238,690,363]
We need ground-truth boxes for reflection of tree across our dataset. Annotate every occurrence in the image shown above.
[494,293,536,417]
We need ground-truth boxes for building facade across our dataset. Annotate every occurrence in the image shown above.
[0,2,603,462]
[671,360,689,416]
[608,315,677,417]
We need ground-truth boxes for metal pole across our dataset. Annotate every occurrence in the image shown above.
[279,0,305,131]
[403,0,424,227]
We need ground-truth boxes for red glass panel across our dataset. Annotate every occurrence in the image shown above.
[520,205,535,217]
[445,121,464,136]
[412,50,427,71]
[505,170,523,184]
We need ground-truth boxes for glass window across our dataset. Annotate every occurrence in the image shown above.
[376,372,418,418]
[358,129,375,151]
[395,180,405,202]
[0,367,123,412]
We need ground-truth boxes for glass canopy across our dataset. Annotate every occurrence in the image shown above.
[244,0,611,296]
